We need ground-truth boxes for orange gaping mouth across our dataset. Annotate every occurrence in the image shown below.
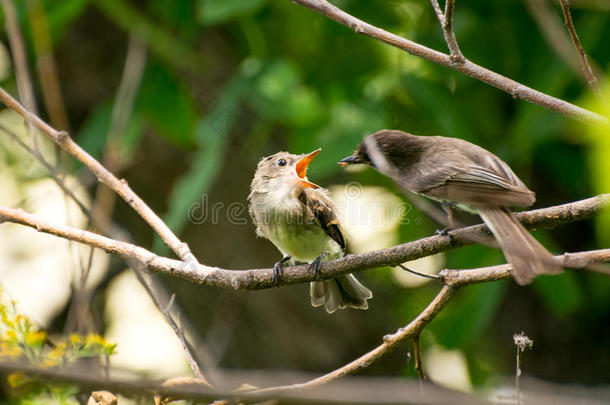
[294,149,321,189]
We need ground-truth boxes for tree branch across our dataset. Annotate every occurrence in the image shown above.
[557,0,605,101]
[429,0,463,60]
[0,0,37,115]
[0,85,200,266]
[246,249,610,396]
[525,0,582,77]
[1,197,609,397]
[291,0,607,125]
[248,285,455,397]
[0,194,607,289]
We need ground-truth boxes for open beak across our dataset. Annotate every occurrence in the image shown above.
[337,154,361,167]
[294,149,321,189]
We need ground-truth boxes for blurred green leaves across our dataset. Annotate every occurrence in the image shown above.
[137,64,198,148]
[250,60,323,126]
[155,74,249,253]
[198,0,268,26]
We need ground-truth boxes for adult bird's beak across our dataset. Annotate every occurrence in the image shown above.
[294,149,321,189]
[337,154,361,167]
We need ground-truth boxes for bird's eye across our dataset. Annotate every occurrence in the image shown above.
[277,158,287,166]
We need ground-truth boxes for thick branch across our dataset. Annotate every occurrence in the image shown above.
[0,86,199,265]
[291,0,606,125]
[0,194,607,289]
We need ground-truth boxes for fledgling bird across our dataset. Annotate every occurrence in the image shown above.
[339,130,562,285]
[249,149,372,313]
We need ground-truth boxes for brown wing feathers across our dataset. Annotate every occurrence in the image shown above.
[299,188,345,249]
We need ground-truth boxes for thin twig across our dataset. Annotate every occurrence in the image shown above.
[429,0,463,60]
[0,86,200,267]
[557,0,604,100]
[250,286,455,396]
[524,0,582,76]
[0,0,44,160]
[397,264,440,280]
[131,266,208,383]
[0,0,37,115]
[413,335,426,381]
[26,0,71,131]
[0,194,607,289]
[0,124,92,218]
[291,0,606,125]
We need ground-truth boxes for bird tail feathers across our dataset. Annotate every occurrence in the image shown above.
[478,207,562,285]
[310,274,372,313]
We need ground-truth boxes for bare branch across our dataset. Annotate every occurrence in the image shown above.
[0,194,607,289]
[0,85,200,265]
[557,0,604,100]
[429,0,463,60]
[248,286,455,396]
[291,0,607,125]
[131,266,208,383]
[413,335,426,381]
[0,0,37,115]
[525,0,582,76]
[1,198,609,395]
[26,0,71,131]
[248,251,610,396]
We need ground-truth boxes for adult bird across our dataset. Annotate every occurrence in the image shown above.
[249,149,372,312]
[339,129,561,285]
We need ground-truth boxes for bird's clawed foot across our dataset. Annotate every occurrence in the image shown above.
[310,253,327,281]
[272,257,291,286]
[435,227,449,236]
[434,227,453,242]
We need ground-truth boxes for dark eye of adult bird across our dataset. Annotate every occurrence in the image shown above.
[278,159,287,166]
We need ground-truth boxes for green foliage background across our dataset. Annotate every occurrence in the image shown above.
[2,0,610,389]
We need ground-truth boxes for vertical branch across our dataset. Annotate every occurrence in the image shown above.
[92,35,147,233]
[26,0,71,131]
[131,265,208,383]
[557,0,604,100]
[0,0,43,157]
[412,335,426,381]
[429,0,464,61]
[0,0,37,115]
[524,0,581,76]
[442,0,462,59]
